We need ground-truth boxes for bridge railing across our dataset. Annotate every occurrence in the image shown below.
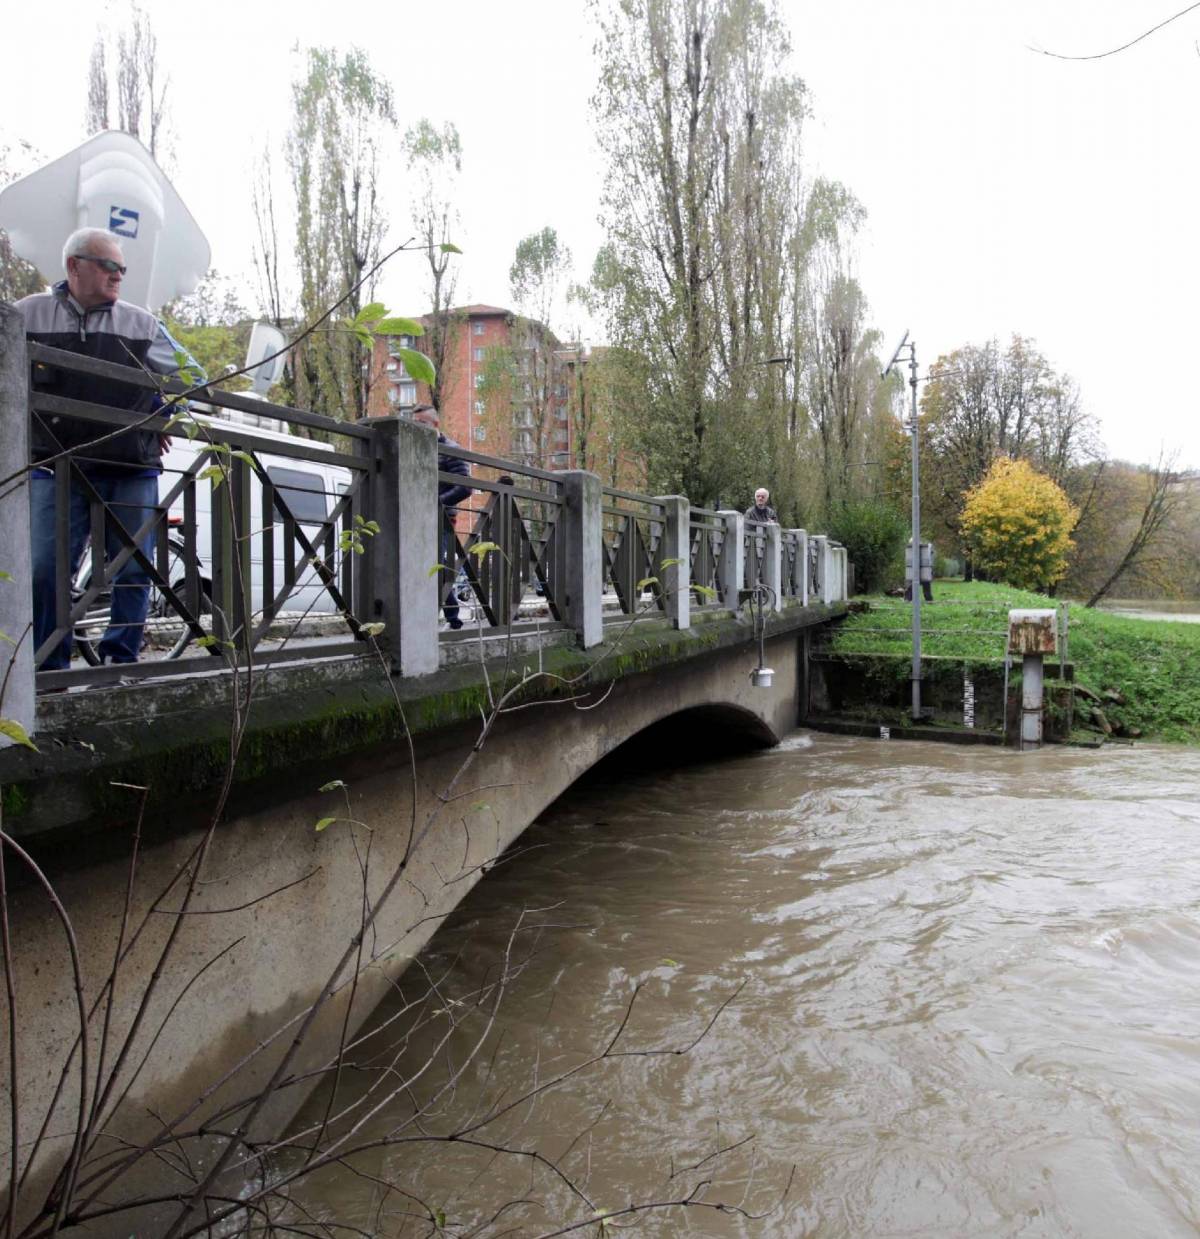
[19,340,375,690]
[439,446,567,632]
[0,307,849,726]
[600,485,666,617]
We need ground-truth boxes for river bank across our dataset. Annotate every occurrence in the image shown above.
[831,581,1200,745]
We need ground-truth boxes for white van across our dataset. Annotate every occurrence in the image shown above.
[160,411,355,620]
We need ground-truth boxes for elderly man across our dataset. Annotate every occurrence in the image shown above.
[744,487,778,525]
[16,226,196,669]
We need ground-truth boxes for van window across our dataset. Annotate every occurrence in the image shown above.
[267,466,328,523]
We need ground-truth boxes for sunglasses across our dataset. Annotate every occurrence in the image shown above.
[75,255,127,276]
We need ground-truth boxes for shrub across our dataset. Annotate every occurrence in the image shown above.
[827,499,909,594]
[960,457,1078,591]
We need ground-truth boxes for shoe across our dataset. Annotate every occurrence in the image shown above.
[447,619,464,630]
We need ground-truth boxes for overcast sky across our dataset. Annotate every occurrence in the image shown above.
[3,0,1197,469]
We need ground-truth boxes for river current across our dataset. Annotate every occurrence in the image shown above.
[296,732,1200,1237]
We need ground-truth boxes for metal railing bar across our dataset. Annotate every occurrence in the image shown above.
[440,442,563,482]
[599,486,665,508]
[27,343,372,440]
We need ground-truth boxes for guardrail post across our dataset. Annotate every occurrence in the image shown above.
[561,470,602,648]
[811,534,829,603]
[763,523,782,611]
[0,305,34,742]
[791,529,808,605]
[836,546,848,600]
[717,510,744,614]
[654,495,690,629]
[371,415,438,675]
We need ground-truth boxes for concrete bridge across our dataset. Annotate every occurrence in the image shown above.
[0,306,849,1229]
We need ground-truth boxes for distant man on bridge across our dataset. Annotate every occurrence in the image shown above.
[744,487,778,525]
[16,226,197,669]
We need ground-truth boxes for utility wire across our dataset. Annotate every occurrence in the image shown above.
[1028,2,1200,61]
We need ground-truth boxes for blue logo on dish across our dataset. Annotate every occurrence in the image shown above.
[109,207,139,238]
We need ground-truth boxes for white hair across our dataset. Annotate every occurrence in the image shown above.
[62,227,123,271]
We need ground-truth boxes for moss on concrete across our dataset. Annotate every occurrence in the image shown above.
[1,601,843,844]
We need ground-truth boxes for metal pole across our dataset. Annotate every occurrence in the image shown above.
[909,342,921,721]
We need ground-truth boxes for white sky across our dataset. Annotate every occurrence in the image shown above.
[3,0,1198,469]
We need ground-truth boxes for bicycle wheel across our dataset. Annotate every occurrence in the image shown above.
[72,538,208,664]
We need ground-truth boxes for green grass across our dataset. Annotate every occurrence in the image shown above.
[833,580,1200,744]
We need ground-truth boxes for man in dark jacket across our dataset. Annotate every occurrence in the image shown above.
[744,487,778,525]
[412,404,471,629]
[16,226,197,669]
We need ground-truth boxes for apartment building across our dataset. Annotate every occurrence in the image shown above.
[367,304,574,469]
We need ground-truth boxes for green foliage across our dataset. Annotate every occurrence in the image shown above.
[0,718,38,751]
[826,499,908,594]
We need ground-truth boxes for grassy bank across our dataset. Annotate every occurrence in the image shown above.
[831,580,1200,744]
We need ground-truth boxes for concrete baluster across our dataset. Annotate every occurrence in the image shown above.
[371,415,438,676]
[0,305,34,742]
[718,510,744,614]
[790,530,808,606]
[763,523,783,611]
[811,534,828,604]
[561,471,602,648]
[655,495,690,630]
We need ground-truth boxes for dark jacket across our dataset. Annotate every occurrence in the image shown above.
[17,281,195,470]
[744,502,778,525]
[437,432,472,507]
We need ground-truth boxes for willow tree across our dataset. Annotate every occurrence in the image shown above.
[84,3,172,163]
[287,47,396,420]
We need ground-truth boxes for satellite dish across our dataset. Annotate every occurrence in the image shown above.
[0,131,210,312]
[245,322,288,395]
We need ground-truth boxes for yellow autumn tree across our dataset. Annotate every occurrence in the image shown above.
[960,457,1079,590]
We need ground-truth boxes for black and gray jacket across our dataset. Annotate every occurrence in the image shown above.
[17,281,194,470]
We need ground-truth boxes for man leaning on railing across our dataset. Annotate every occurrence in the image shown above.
[15,226,200,669]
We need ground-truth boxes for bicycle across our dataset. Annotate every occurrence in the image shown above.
[70,514,210,665]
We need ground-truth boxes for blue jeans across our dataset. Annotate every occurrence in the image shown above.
[32,472,159,669]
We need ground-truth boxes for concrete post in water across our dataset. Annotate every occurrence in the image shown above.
[718,510,744,614]
[0,305,34,742]
[1008,609,1057,750]
[763,522,783,611]
[561,470,602,648]
[372,416,438,676]
[655,495,690,629]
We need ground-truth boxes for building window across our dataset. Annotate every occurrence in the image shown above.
[398,381,416,404]
[474,400,485,416]
[472,321,484,336]
[473,425,487,442]
[385,360,397,372]
[475,373,485,388]
[515,430,533,453]
[473,347,485,362]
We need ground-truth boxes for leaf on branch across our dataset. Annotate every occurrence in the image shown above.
[661,958,680,967]
[470,801,491,812]
[314,816,339,832]
[195,634,220,648]
[468,541,501,559]
[0,718,38,752]
[428,563,452,576]
[359,622,386,636]
[693,584,718,599]
[354,301,388,326]
[439,242,463,255]
[230,450,260,471]
[396,346,436,386]
[375,316,425,337]
[636,576,658,591]
[435,1208,446,1229]
[0,629,13,646]
[198,464,227,490]
[660,557,682,569]
[319,780,346,792]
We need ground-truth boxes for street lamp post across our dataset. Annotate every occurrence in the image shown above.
[883,330,923,722]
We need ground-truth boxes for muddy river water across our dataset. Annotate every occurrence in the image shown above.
[295,732,1200,1237]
